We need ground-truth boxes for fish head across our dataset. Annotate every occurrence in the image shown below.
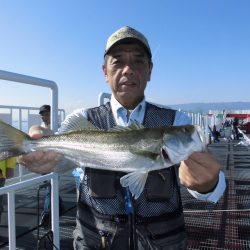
[193,125,207,148]
[161,125,204,164]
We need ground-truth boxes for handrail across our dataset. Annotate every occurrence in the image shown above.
[0,104,65,133]
[98,92,111,106]
[0,69,61,249]
[0,70,59,131]
[0,173,60,250]
[0,103,65,183]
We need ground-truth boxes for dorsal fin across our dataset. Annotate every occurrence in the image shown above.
[59,116,144,134]
[109,121,144,132]
[58,114,98,133]
[129,120,145,129]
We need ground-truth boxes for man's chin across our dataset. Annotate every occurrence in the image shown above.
[117,93,143,108]
[119,91,136,99]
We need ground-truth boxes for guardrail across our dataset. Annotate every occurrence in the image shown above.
[0,69,59,131]
[0,70,61,250]
[0,104,65,133]
[0,173,60,250]
[0,104,65,183]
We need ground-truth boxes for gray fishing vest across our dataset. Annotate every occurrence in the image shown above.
[78,102,184,225]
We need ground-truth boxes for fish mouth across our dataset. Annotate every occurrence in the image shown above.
[161,147,175,166]
[161,147,169,161]
[161,146,180,165]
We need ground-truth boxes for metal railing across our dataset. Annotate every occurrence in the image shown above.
[0,104,65,183]
[98,92,111,106]
[0,173,60,250]
[0,70,61,250]
[0,104,65,133]
[0,70,59,131]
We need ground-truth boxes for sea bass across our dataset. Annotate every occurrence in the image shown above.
[0,118,206,198]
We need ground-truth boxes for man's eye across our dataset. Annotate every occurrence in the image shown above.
[135,59,146,65]
[112,60,122,65]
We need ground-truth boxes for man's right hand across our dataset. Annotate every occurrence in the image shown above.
[17,125,63,174]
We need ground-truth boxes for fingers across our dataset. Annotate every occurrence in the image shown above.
[184,152,221,171]
[17,126,56,174]
[179,152,221,193]
[17,151,62,174]
[18,151,43,163]
[16,125,57,174]
[179,159,200,188]
[29,125,44,138]
[28,125,54,138]
[185,152,210,167]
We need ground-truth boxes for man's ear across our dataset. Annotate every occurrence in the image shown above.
[102,65,109,82]
[148,62,153,81]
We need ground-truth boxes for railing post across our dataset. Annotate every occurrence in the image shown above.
[8,191,16,250]
[51,173,60,250]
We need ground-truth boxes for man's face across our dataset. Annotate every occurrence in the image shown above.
[40,111,50,125]
[103,43,153,109]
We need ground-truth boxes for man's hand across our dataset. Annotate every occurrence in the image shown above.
[179,152,221,193]
[29,125,54,137]
[17,125,62,174]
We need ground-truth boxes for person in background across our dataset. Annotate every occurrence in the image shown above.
[224,119,230,127]
[37,105,64,227]
[19,26,226,249]
[212,125,220,143]
[0,157,16,223]
[233,117,240,140]
[39,104,51,129]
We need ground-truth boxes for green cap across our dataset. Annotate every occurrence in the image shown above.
[104,26,151,58]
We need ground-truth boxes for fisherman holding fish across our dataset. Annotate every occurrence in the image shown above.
[1,26,226,249]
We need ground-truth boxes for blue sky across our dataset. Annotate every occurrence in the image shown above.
[0,1,249,114]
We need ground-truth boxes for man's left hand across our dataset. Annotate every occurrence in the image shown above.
[179,152,221,193]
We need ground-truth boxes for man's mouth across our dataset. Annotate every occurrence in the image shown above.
[119,79,136,86]
[121,81,135,86]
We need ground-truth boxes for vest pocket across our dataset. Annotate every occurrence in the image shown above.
[87,169,117,198]
[145,169,174,201]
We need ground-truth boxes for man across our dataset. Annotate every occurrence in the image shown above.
[39,104,51,129]
[19,26,226,249]
[37,105,64,227]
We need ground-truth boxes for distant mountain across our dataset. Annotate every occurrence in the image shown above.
[167,102,250,114]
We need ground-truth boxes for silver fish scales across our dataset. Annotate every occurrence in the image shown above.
[0,117,206,198]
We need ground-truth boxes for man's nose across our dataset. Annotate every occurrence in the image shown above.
[122,65,134,75]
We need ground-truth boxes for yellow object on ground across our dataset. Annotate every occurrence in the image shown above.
[0,157,16,179]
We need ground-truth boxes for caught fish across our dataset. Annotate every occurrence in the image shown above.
[0,118,206,198]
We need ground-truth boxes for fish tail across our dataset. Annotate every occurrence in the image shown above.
[120,171,149,199]
[0,120,29,160]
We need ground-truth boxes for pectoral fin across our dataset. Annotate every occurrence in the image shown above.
[120,171,149,199]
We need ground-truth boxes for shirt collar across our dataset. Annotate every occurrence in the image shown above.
[110,94,146,126]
